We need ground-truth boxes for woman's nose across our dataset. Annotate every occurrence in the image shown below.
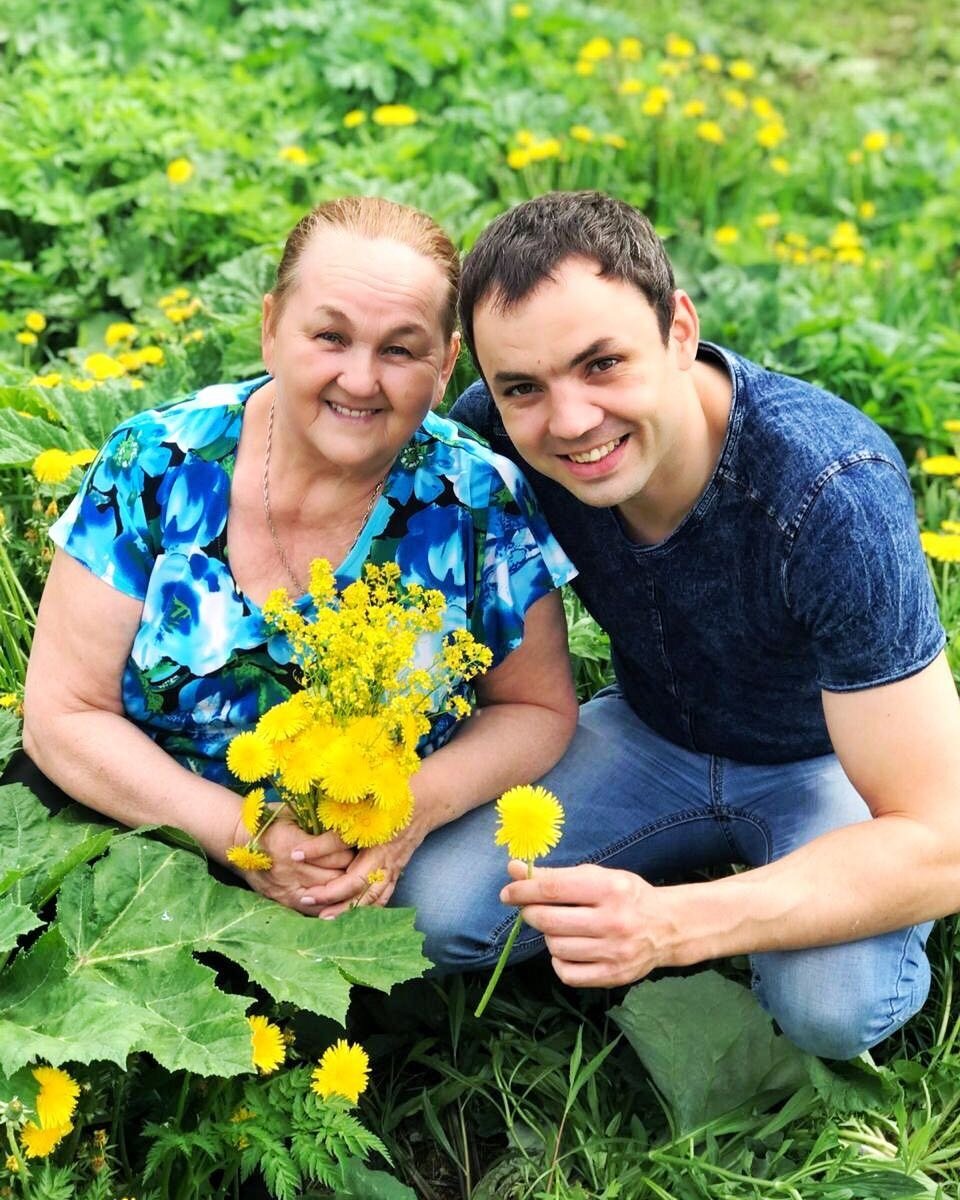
[337,349,380,398]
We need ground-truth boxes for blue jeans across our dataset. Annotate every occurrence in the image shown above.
[393,688,932,1060]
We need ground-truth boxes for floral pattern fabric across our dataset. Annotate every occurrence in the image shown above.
[51,377,576,785]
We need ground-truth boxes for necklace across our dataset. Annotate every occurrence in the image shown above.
[261,393,387,595]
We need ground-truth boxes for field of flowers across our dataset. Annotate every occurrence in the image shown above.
[1,0,959,1196]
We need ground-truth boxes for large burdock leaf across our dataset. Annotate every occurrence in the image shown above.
[0,895,41,955]
[610,970,810,1133]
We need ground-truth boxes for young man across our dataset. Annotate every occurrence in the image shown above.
[391,191,960,1058]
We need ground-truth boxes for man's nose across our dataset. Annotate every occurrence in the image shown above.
[546,385,605,442]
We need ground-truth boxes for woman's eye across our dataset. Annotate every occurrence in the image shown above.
[384,345,412,357]
[315,331,343,344]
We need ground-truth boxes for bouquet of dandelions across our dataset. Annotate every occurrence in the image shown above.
[224,558,492,869]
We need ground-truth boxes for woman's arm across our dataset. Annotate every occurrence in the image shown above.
[23,550,352,909]
[301,588,579,914]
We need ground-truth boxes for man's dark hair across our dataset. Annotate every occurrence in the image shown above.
[458,191,676,365]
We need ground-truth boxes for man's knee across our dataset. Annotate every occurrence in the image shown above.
[751,926,932,1059]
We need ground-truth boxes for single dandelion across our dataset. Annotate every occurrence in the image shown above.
[713,225,740,245]
[862,129,888,152]
[105,322,137,346]
[240,788,266,836]
[372,104,418,127]
[24,311,47,333]
[510,3,531,16]
[166,157,194,184]
[920,532,960,562]
[248,1015,286,1073]
[920,455,960,476]
[226,730,275,782]
[30,372,62,388]
[696,120,725,144]
[33,1065,80,1129]
[311,1040,370,1104]
[226,844,273,872]
[32,449,76,485]
[476,786,565,1017]
[16,331,38,346]
[343,109,366,128]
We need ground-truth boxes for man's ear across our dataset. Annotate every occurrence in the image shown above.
[261,293,276,371]
[669,290,700,370]
[432,330,462,409]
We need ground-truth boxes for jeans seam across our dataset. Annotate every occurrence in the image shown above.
[582,808,722,864]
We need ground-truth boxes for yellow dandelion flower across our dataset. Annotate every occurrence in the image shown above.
[617,77,644,95]
[0,693,21,711]
[83,352,126,380]
[658,60,683,78]
[920,532,960,562]
[166,157,194,184]
[755,211,781,229]
[756,122,786,149]
[601,132,627,149]
[829,221,861,249]
[580,36,613,61]
[248,1015,285,1073]
[279,145,310,165]
[528,137,561,161]
[25,311,47,332]
[574,59,595,76]
[682,99,706,118]
[728,58,755,80]
[32,449,75,485]
[696,120,725,144]
[510,2,531,16]
[240,788,266,835]
[372,104,418,126]
[257,698,309,742]
[943,419,960,433]
[570,124,594,143]
[137,345,165,365]
[21,1121,72,1159]
[862,129,888,152]
[665,33,695,57]
[618,36,643,60]
[129,378,145,390]
[641,87,672,116]
[16,331,37,346]
[920,455,960,476]
[105,322,137,346]
[116,350,143,372]
[713,225,740,245]
[32,1066,80,1129]
[834,246,865,265]
[507,148,531,169]
[847,148,864,164]
[941,520,960,534]
[700,52,722,72]
[343,109,366,128]
[366,868,386,885]
[30,372,62,388]
[857,200,876,220]
[311,1040,370,1104]
[515,129,535,146]
[495,784,564,862]
[226,844,273,871]
[770,156,790,175]
[750,96,777,120]
[791,249,809,265]
[810,246,832,261]
[226,730,274,782]
[723,87,747,110]
[69,378,97,391]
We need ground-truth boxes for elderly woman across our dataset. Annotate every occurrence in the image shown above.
[21,196,578,918]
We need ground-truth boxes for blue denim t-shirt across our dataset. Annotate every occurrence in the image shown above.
[450,343,944,764]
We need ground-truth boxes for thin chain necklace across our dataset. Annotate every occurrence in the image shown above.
[261,393,387,595]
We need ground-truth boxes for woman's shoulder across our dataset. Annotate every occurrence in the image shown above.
[416,409,533,497]
[106,376,264,454]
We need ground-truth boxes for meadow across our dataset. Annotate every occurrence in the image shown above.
[1,0,959,1196]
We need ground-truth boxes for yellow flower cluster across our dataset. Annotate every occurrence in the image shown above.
[159,288,202,323]
[226,560,492,865]
[31,447,98,486]
[15,311,45,347]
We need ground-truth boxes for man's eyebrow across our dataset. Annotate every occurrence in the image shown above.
[493,338,618,385]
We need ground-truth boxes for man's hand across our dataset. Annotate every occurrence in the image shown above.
[501,860,678,988]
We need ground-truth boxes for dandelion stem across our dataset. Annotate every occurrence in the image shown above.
[474,913,523,1018]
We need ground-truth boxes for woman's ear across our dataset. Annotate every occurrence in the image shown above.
[433,331,462,409]
[261,293,276,371]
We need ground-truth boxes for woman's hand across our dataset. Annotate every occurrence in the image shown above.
[299,822,427,917]
[230,813,356,913]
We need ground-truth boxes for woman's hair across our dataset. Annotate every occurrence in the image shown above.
[270,196,460,338]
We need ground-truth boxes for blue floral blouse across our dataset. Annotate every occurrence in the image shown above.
[50,377,576,786]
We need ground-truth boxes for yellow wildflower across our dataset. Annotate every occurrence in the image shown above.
[601,132,627,149]
[137,345,164,365]
[617,78,644,95]
[21,1121,72,1159]
[847,148,864,164]
[105,322,137,346]
[862,129,888,152]
[166,157,194,184]
[16,331,37,346]
[755,211,781,229]
[574,59,595,76]
[920,532,960,562]
[248,1015,285,1073]
[784,232,808,248]
[728,58,756,80]
[83,352,126,380]
[700,52,722,72]
[279,145,310,165]
[570,124,594,142]
[372,104,418,126]
[32,449,75,485]
[515,129,535,146]
[528,137,561,161]
[69,378,96,391]
[756,122,787,149]
[682,99,707,117]
[791,249,809,265]
[723,87,747,110]
[858,200,876,220]
[33,1066,80,1129]
[311,1040,370,1104]
[30,372,62,388]
[834,246,865,265]
[941,520,960,534]
[510,2,531,16]
[696,120,725,144]
[129,378,145,390]
[343,109,366,128]
[5,1154,18,1171]
[658,60,683,77]
[226,845,273,871]
[641,86,672,116]
[579,36,613,61]
[240,788,266,835]
[665,33,695,57]
[618,37,643,60]
[713,225,740,245]
[226,730,275,782]
[0,694,21,711]
[257,697,309,741]
[943,419,960,433]
[507,147,530,169]
[770,156,790,175]
[920,455,960,476]
[750,96,777,120]
[366,868,386,884]
[495,784,564,862]
[116,350,143,372]
[829,221,861,249]
[24,311,47,333]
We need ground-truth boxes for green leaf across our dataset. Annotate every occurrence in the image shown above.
[808,1055,900,1115]
[0,712,20,774]
[610,971,810,1133]
[338,1157,417,1200]
[0,408,76,466]
[0,894,42,955]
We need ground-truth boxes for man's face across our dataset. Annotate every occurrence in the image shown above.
[472,257,698,514]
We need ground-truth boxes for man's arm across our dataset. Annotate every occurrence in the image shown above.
[502,652,960,987]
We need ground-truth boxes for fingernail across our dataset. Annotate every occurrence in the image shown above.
[322,914,336,921]
[300,895,316,906]
[291,850,305,861]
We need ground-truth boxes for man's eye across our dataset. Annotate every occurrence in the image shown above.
[589,356,619,373]
[503,383,538,398]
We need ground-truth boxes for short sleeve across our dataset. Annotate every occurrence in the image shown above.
[473,454,578,666]
[49,418,168,600]
[785,457,945,691]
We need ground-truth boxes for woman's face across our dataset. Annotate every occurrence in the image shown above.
[262,227,460,478]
